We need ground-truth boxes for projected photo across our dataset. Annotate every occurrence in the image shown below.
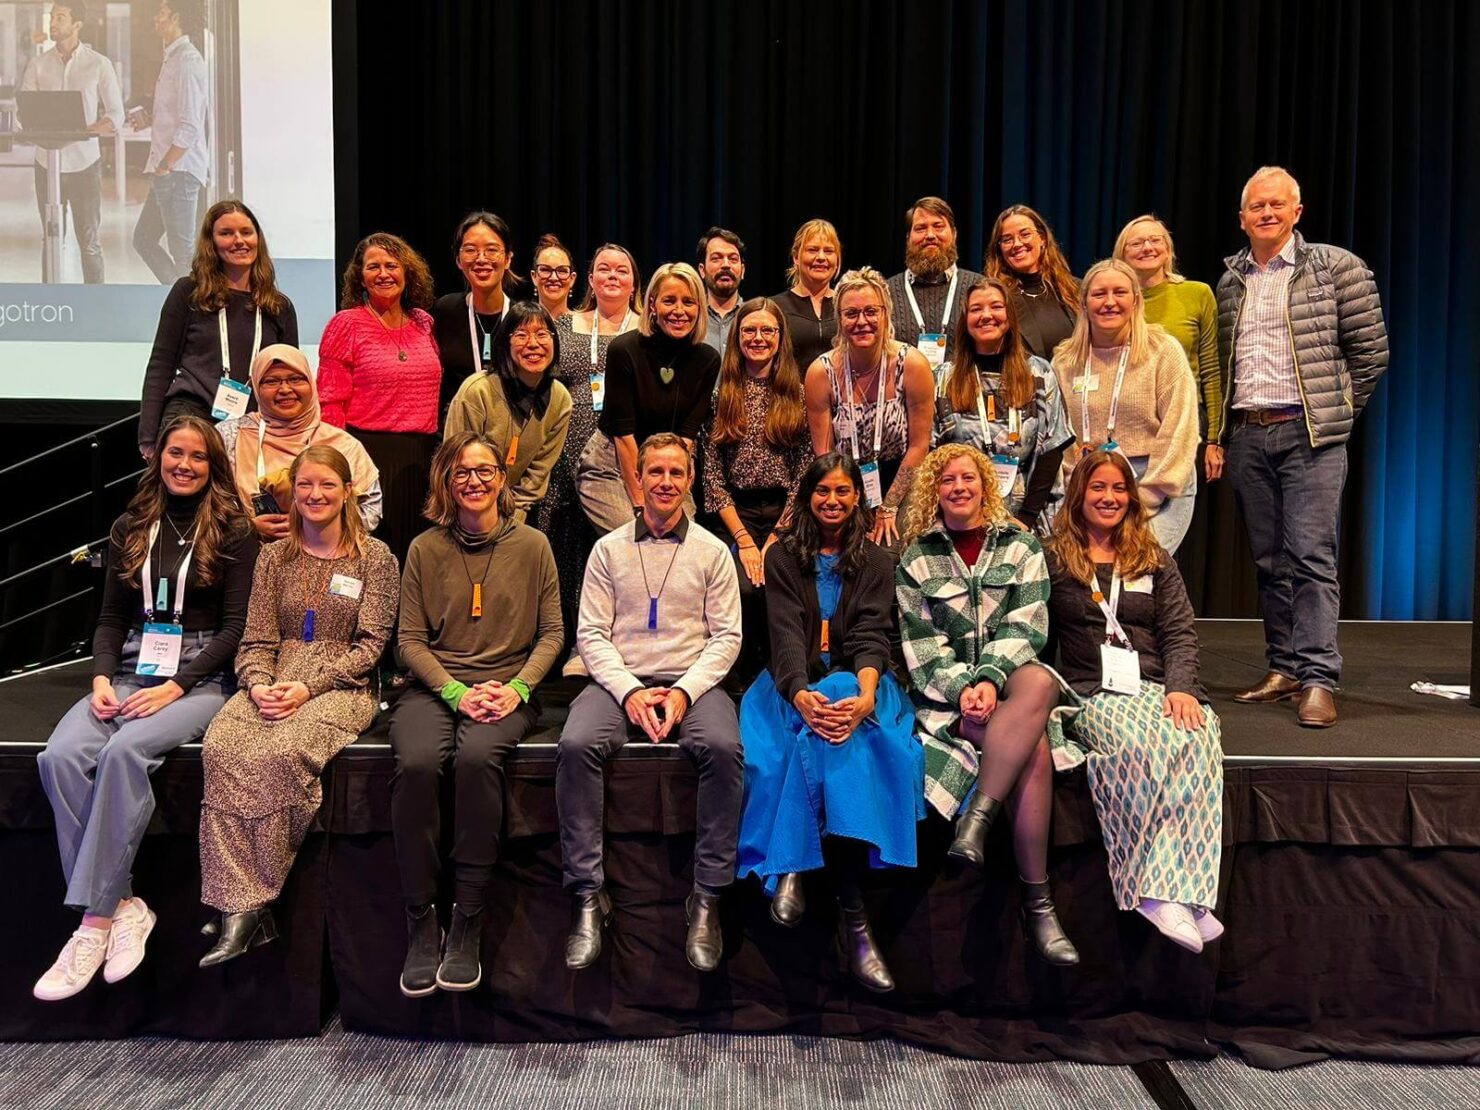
[0,0,242,286]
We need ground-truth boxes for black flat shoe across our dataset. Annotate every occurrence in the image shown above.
[1021,879,1079,966]
[837,903,894,993]
[564,888,612,971]
[947,790,1003,869]
[199,907,278,969]
[684,891,723,972]
[770,873,805,927]
[399,904,442,998]
[436,904,483,991]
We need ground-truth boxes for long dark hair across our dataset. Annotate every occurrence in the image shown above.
[710,297,806,448]
[187,200,289,315]
[944,277,1035,412]
[489,300,561,392]
[452,210,525,294]
[1045,448,1161,585]
[778,453,872,580]
[117,415,246,587]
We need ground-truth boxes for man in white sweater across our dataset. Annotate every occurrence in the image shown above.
[559,433,742,973]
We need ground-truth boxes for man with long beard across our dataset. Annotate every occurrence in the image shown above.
[886,197,983,378]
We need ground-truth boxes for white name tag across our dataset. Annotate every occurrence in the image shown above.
[211,378,251,421]
[589,372,605,413]
[1099,643,1142,695]
[916,332,947,368]
[1072,373,1100,395]
[1124,575,1154,595]
[329,574,363,600]
[990,454,1019,499]
[137,621,184,677]
[859,459,884,508]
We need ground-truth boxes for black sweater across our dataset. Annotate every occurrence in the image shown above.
[92,497,258,691]
[762,540,895,703]
[598,330,721,443]
[1045,549,1204,699]
[139,279,298,448]
[431,292,509,424]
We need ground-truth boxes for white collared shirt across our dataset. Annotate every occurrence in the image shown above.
[19,43,125,174]
[1231,237,1302,409]
[145,35,210,184]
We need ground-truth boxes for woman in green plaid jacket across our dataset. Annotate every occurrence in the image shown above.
[895,444,1078,966]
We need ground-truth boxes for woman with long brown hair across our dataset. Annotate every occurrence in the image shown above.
[935,277,1074,532]
[138,200,298,457]
[33,415,257,1001]
[1044,449,1223,953]
[197,445,399,967]
[984,204,1079,360]
[700,296,811,679]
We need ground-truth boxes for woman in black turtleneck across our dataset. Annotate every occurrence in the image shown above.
[934,278,1075,533]
[575,262,721,532]
[32,415,256,1003]
[984,205,1079,361]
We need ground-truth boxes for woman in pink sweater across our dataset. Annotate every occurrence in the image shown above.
[318,232,441,564]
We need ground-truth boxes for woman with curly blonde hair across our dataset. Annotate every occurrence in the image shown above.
[895,444,1078,966]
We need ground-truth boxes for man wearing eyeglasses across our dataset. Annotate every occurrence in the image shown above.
[1216,166,1389,728]
[885,197,983,379]
[697,227,747,355]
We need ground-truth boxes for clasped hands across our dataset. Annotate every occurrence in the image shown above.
[250,681,312,721]
[958,680,998,725]
[625,686,690,743]
[91,676,183,721]
[793,688,874,744]
[457,681,524,723]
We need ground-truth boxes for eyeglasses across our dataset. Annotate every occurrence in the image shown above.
[534,265,574,280]
[509,329,553,345]
[452,466,500,485]
[459,245,505,261]
[1126,236,1166,250]
[998,230,1039,248]
[840,306,883,324]
[259,373,310,389]
[738,325,780,339]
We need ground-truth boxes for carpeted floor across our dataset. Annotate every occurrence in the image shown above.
[1169,1054,1480,1109]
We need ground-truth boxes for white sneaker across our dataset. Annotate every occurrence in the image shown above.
[34,925,110,1001]
[1136,899,1204,953]
[1193,907,1225,944]
[104,897,157,984]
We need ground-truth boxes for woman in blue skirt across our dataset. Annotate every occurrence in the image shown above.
[737,452,923,993]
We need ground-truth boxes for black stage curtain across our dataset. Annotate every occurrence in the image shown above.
[341,0,1480,620]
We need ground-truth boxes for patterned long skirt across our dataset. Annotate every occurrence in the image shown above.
[1072,682,1223,911]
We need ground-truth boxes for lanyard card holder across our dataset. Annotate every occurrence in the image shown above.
[1099,642,1141,695]
[138,621,184,677]
[990,454,1020,499]
[589,371,605,413]
[211,377,251,421]
[859,460,884,508]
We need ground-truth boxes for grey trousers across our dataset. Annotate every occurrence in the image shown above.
[556,685,742,892]
[37,633,231,914]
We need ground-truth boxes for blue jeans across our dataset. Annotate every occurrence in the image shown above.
[1126,455,1197,555]
[132,170,201,284]
[1225,419,1347,688]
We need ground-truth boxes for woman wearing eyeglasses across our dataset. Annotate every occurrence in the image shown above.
[389,431,563,996]
[984,205,1079,361]
[802,268,935,548]
[1114,215,1224,482]
[530,233,577,321]
[431,212,523,422]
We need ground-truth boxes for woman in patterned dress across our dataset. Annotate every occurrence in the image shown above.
[197,445,399,967]
[1044,448,1224,952]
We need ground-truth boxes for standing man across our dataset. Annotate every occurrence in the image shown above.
[886,197,983,379]
[697,227,746,355]
[1217,166,1388,728]
[132,0,208,284]
[19,2,123,284]
[558,433,742,973]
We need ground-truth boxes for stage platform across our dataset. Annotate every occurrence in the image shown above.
[1,621,1475,1065]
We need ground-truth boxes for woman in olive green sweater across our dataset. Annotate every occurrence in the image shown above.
[1115,216,1223,481]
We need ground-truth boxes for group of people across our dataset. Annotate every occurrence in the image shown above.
[32,163,1388,1007]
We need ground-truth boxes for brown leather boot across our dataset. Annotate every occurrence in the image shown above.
[1233,671,1300,703]
[1296,686,1338,727]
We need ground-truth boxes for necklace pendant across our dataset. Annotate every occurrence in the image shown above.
[397,350,408,362]
[178,537,189,546]
[659,366,675,385]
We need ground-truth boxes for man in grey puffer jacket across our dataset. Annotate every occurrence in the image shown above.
[1216,166,1388,728]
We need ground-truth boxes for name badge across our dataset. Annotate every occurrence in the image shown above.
[137,621,184,677]
[329,574,363,600]
[916,332,947,368]
[1072,373,1100,395]
[589,371,606,413]
[1123,575,1154,595]
[990,454,1019,499]
[859,459,884,508]
[1099,643,1142,695]
[211,378,251,421]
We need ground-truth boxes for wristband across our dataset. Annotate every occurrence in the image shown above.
[440,679,470,713]
[508,678,531,702]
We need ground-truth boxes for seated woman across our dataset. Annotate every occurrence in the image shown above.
[217,345,383,540]
[390,432,563,996]
[935,277,1074,533]
[198,445,398,967]
[444,301,573,523]
[33,416,256,1001]
[1044,449,1224,952]
[896,444,1079,967]
[737,454,922,993]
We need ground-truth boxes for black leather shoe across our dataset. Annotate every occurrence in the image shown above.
[564,888,612,970]
[947,790,1003,868]
[684,891,723,972]
[436,904,483,991]
[198,907,278,968]
[399,904,442,998]
[1021,879,1079,966]
[838,903,894,992]
[770,873,805,927]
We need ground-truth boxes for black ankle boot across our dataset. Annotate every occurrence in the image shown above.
[436,904,483,991]
[198,907,278,968]
[770,872,805,927]
[1021,879,1079,966]
[837,902,895,993]
[399,904,442,998]
[947,790,1003,868]
[565,888,612,970]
